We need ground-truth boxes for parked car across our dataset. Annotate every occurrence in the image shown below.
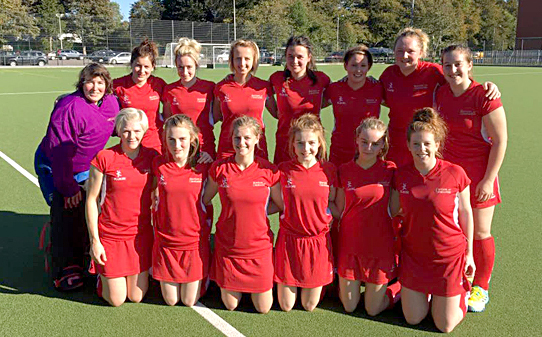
[368,47,393,58]
[0,51,15,65]
[324,51,345,63]
[87,50,116,63]
[109,52,131,64]
[260,51,275,64]
[215,50,229,63]
[7,51,48,66]
[47,51,56,60]
[58,49,83,60]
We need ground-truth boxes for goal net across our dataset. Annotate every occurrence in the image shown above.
[162,42,231,68]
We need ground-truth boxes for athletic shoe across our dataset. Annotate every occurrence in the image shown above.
[468,286,489,312]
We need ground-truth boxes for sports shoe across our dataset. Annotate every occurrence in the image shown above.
[468,286,489,312]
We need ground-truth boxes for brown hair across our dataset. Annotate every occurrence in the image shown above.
[229,39,260,75]
[75,63,113,95]
[231,115,263,139]
[355,117,389,159]
[343,44,373,69]
[441,44,474,78]
[283,36,318,85]
[131,39,158,67]
[394,27,430,58]
[407,108,448,158]
[163,114,201,168]
[288,113,327,162]
[175,37,202,68]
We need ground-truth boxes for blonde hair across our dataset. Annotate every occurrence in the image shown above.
[229,39,260,75]
[115,108,149,136]
[288,114,327,162]
[231,115,262,139]
[407,108,448,158]
[174,37,202,68]
[163,114,201,168]
[394,27,430,58]
[355,117,389,159]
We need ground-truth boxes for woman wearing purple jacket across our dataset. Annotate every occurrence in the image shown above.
[35,63,120,291]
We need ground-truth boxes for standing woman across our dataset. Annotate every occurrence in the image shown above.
[325,45,383,167]
[335,118,400,315]
[163,37,216,160]
[275,114,336,312]
[390,108,475,333]
[36,63,119,291]
[86,108,158,306]
[203,116,282,313]
[379,28,499,167]
[270,36,331,164]
[152,115,211,307]
[436,45,507,312]
[113,40,167,152]
[213,40,277,160]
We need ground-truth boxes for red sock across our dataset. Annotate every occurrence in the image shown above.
[473,237,495,290]
[385,281,402,310]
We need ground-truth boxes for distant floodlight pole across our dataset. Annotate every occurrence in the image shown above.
[336,15,339,51]
[56,13,65,49]
[410,0,415,26]
[233,0,236,41]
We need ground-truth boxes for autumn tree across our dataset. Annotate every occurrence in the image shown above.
[0,0,40,44]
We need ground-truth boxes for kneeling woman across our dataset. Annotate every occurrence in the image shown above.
[86,108,159,306]
[391,108,475,332]
[203,116,282,313]
[152,114,212,306]
[275,114,337,312]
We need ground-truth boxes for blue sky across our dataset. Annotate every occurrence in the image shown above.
[112,0,136,21]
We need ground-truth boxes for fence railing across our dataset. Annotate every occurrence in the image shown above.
[474,50,542,66]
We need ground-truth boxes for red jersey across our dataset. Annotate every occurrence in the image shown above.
[379,61,445,166]
[91,144,158,240]
[325,80,383,166]
[269,70,331,164]
[113,75,167,151]
[436,81,503,164]
[162,78,216,157]
[209,156,279,258]
[338,160,395,257]
[278,160,337,237]
[152,155,210,250]
[214,75,271,159]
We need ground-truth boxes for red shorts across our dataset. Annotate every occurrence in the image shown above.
[337,253,396,285]
[452,160,501,208]
[152,242,210,284]
[469,175,501,208]
[399,250,470,297]
[274,231,333,288]
[210,249,274,293]
[89,234,152,278]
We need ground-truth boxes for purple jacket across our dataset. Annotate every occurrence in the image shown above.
[39,91,120,197]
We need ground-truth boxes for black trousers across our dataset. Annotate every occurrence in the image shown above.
[50,189,89,280]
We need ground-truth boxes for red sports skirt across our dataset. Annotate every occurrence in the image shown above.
[210,248,274,293]
[152,241,210,284]
[89,233,152,278]
[274,230,333,288]
[337,253,396,285]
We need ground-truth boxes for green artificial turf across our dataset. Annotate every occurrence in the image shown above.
[0,64,541,336]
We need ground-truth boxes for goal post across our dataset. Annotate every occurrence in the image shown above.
[161,42,231,68]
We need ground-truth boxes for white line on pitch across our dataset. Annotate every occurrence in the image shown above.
[0,149,245,337]
[477,71,542,77]
[0,90,70,96]
[0,150,39,187]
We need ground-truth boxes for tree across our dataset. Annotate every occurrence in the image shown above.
[35,0,66,51]
[361,0,409,47]
[162,0,208,21]
[0,0,40,44]
[130,0,164,20]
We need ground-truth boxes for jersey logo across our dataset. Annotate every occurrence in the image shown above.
[337,96,346,105]
[460,109,476,116]
[399,183,409,194]
[253,181,265,187]
[220,178,229,188]
[189,177,202,183]
[319,181,329,187]
[122,95,131,104]
[159,174,166,186]
[285,178,296,188]
[251,94,264,100]
[366,98,378,104]
[279,88,288,97]
[435,188,452,194]
[223,94,231,103]
[346,181,355,191]
[413,84,428,90]
[387,82,394,92]
[197,98,206,103]
[149,95,160,101]
[113,170,126,181]
[172,97,180,106]
[308,89,320,95]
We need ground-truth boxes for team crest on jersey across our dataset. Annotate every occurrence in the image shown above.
[220,178,229,188]
[251,94,264,100]
[387,82,394,92]
[308,89,320,95]
[158,174,166,185]
[337,96,346,105]
[197,98,206,103]
[122,95,131,104]
[460,109,476,116]
[149,95,160,101]
[413,84,428,90]
[346,181,355,191]
[285,177,296,188]
[319,181,329,187]
[113,170,126,181]
[400,183,409,194]
[435,188,452,194]
[223,94,231,103]
[279,88,288,97]
[366,98,378,104]
[253,181,265,187]
[172,97,180,106]
[189,177,202,183]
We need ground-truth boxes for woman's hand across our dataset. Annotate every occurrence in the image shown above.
[64,189,82,209]
[198,151,214,164]
[90,240,107,266]
[465,253,476,279]
[483,82,501,100]
[475,178,494,203]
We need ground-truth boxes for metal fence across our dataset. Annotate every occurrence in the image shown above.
[474,50,542,66]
